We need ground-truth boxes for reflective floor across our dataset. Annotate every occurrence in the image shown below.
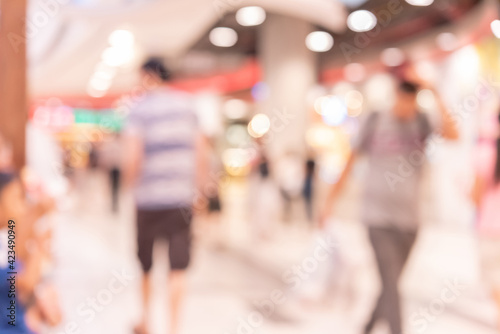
[46,171,498,334]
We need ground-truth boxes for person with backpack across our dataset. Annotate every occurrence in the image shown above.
[320,80,459,334]
[472,110,500,331]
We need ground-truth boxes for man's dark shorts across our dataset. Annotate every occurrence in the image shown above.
[137,207,192,272]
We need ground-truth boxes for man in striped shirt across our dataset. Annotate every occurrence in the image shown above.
[123,58,207,334]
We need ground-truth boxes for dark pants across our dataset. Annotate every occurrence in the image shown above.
[110,168,120,213]
[137,207,192,272]
[365,226,417,334]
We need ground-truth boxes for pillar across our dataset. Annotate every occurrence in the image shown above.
[258,14,317,157]
[0,0,28,170]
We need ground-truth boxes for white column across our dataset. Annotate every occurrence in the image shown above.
[258,14,317,157]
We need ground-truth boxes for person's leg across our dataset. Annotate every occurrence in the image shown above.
[385,229,417,334]
[111,168,119,213]
[135,210,156,334]
[168,229,191,334]
[365,227,391,333]
[280,189,292,221]
[135,272,151,334]
[365,227,416,334]
[167,209,192,334]
[305,195,313,222]
[168,270,187,334]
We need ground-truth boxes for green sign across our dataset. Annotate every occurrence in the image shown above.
[73,109,124,131]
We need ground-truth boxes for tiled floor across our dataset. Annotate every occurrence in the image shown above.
[45,171,498,334]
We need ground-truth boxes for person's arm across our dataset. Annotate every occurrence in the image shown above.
[414,81,460,141]
[319,152,358,228]
[122,133,143,187]
[194,133,209,212]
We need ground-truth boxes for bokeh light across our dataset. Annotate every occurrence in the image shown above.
[347,10,377,32]
[248,113,271,138]
[306,31,334,52]
[236,6,266,26]
[209,27,238,47]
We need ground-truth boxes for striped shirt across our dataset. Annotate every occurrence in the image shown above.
[126,88,198,210]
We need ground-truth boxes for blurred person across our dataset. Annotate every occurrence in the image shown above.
[248,143,282,240]
[320,80,459,334]
[0,172,60,333]
[251,153,272,239]
[276,152,305,222]
[24,123,66,331]
[201,138,225,247]
[0,173,33,334]
[472,110,500,331]
[2,127,64,332]
[88,143,98,170]
[206,139,222,219]
[302,157,316,223]
[123,58,207,334]
[99,134,122,213]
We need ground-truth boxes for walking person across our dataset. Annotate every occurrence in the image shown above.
[276,152,304,222]
[302,157,316,223]
[99,133,122,213]
[320,80,458,334]
[123,58,207,334]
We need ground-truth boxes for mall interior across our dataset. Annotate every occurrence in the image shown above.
[1,0,500,333]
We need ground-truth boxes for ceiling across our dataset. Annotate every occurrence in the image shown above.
[28,0,493,98]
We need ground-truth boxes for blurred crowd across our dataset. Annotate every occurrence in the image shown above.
[1,57,500,334]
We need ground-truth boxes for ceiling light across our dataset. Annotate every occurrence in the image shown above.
[338,0,368,8]
[108,29,134,49]
[209,27,238,47]
[405,0,434,6]
[236,6,266,27]
[93,69,115,81]
[380,48,405,67]
[89,75,112,91]
[347,10,377,32]
[491,20,500,38]
[306,31,334,53]
[102,47,134,67]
